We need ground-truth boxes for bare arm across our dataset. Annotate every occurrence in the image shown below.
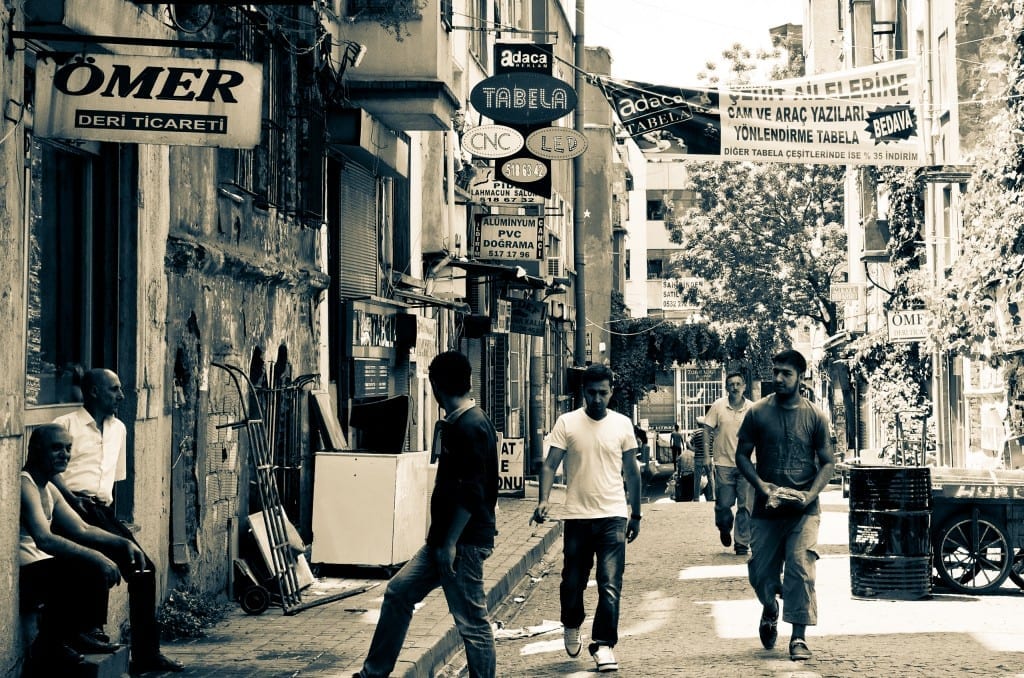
[735,439,769,496]
[532,446,566,523]
[803,441,837,505]
[21,477,127,585]
[621,447,642,542]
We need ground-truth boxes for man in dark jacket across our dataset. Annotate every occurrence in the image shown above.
[354,351,499,678]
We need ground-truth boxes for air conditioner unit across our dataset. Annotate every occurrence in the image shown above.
[546,256,562,278]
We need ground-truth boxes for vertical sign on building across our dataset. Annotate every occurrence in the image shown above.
[497,434,525,496]
[492,42,554,199]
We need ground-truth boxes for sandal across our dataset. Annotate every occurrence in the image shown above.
[758,603,778,649]
[789,638,812,661]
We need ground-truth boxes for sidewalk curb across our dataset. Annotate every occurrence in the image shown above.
[402,519,564,678]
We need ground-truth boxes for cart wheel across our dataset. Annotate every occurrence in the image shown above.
[240,584,271,615]
[1010,548,1024,590]
[935,515,1012,594]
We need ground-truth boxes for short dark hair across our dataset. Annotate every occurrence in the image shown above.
[582,363,614,387]
[725,371,744,382]
[428,351,472,396]
[27,424,67,467]
[773,349,807,375]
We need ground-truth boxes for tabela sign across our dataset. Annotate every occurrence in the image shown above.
[470,72,577,125]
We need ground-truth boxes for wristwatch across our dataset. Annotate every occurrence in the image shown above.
[630,514,642,520]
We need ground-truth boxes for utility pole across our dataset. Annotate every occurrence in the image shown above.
[572,0,587,366]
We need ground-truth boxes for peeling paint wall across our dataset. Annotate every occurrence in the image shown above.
[0,3,26,672]
[164,145,324,597]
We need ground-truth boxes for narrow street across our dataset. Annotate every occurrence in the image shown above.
[475,486,1024,677]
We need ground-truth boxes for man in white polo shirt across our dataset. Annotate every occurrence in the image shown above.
[53,368,183,674]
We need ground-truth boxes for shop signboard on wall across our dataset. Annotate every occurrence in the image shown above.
[353,359,389,399]
[509,298,546,337]
[35,53,263,147]
[497,435,525,496]
[887,309,930,343]
[472,214,544,260]
[469,167,545,205]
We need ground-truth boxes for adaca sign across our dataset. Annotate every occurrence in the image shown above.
[35,53,263,148]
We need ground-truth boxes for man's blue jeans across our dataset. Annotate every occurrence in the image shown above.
[560,517,627,648]
[358,543,495,678]
[714,465,753,548]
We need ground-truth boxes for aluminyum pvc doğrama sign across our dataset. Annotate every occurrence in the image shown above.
[470,72,577,126]
[34,53,263,148]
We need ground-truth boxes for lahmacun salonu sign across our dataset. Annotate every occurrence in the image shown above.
[35,54,263,148]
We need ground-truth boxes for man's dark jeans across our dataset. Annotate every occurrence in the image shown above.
[359,543,495,678]
[560,517,627,648]
[75,499,160,662]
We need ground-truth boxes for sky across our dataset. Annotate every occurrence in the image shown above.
[584,0,806,87]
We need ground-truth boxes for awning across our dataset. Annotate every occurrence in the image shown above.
[448,260,548,290]
[393,288,470,314]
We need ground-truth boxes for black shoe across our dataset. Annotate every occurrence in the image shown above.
[82,627,112,644]
[758,601,779,650]
[71,632,122,654]
[131,653,186,674]
[719,527,732,547]
[734,544,749,555]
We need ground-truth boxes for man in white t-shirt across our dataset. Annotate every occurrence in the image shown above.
[704,371,754,555]
[532,364,642,673]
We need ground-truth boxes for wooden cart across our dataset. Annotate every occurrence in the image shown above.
[930,468,1024,594]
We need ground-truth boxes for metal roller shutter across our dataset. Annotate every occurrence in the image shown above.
[338,161,377,298]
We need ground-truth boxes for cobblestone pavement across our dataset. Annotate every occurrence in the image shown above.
[486,487,1024,677]
[161,493,562,677]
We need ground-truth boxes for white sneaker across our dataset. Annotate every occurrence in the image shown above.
[591,645,618,672]
[563,626,582,657]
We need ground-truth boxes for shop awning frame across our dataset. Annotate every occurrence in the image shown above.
[448,259,548,290]
[392,288,471,314]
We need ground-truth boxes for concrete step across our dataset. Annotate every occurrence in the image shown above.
[24,645,129,678]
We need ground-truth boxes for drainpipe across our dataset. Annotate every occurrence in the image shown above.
[447,129,459,258]
[573,0,587,366]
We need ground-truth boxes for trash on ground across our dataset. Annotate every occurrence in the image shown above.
[493,619,562,640]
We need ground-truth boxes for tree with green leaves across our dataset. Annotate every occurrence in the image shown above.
[661,37,846,377]
[665,162,847,367]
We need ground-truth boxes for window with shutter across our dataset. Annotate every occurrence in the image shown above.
[338,161,378,298]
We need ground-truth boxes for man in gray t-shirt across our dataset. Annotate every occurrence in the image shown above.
[736,350,835,663]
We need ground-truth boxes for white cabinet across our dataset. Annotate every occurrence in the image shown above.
[311,451,429,566]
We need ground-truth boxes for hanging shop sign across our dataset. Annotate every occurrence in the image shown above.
[494,42,553,75]
[887,309,931,343]
[499,156,547,183]
[461,124,524,158]
[470,180,545,205]
[509,298,546,337]
[596,58,923,166]
[35,53,263,148]
[472,214,545,261]
[470,72,577,125]
[524,126,588,160]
